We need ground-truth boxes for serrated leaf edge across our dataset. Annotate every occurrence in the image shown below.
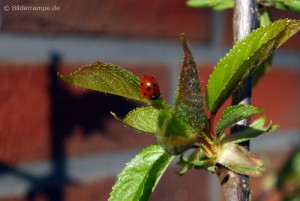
[109,145,174,201]
[110,107,160,135]
[216,105,263,133]
[206,19,290,113]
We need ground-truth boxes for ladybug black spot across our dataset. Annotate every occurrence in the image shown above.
[152,92,160,99]
[139,75,161,100]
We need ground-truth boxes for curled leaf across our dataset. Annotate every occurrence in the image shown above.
[218,144,265,176]
[157,109,197,155]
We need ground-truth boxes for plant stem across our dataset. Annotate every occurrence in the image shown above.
[217,1,258,200]
[209,113,215,137]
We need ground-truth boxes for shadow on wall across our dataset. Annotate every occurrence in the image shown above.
[0,52,137,201]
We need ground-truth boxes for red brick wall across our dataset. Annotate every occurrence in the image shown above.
[1,0,210,41]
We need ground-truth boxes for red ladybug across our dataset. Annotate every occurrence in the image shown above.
[139,75,160,100]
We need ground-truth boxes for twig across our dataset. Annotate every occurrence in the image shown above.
[217,1,258,200]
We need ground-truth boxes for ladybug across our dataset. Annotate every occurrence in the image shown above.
[139,75,160,100]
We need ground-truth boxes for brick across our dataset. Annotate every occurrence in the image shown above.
[0,64,51,164]
[223,9,300,50]
[252,68,300,129]
[150,167,209,201]
[0,178,114,201]
[0,61,170,164]
[64,179,113,201]
[2,0,211,41]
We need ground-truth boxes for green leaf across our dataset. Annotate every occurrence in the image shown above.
[177,155,194,175]
[187,0,300,12]
[177,149,204,175]
[206,19,300,114]
[252,7,274,86]
[174,33,207,133]
[259,7,273,27]
[59,62,143,100]
[218,144,265,176]
[111,107,160,134]
[221,116,280,145]
[273,19,300,47]
[288,0,300,12]
[59,62,169,108]
[109,145,174,201]
[258,0,300,12]
[186,0,234,10]
[216,104,263,134]
[157,109,197,155]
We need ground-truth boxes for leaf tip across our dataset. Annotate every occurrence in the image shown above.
[180,32,186,41]
[57,72,66,79]
[269,124,280,132]
[180,33,187,49]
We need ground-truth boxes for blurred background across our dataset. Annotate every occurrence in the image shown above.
[0,0,299,201]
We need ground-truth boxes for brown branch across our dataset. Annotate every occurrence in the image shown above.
[217,1,258,200]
